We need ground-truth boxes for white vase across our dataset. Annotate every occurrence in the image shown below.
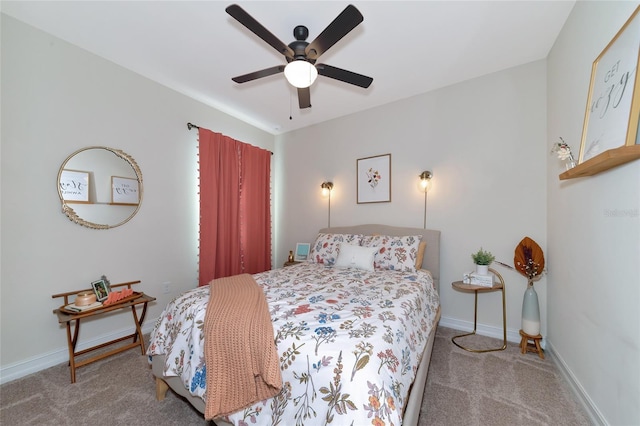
[522,281,541,335]
[475,264,489,275]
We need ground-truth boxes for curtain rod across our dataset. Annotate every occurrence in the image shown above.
[187,122,273,155]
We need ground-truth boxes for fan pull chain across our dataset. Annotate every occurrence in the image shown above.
[289,90,293,120]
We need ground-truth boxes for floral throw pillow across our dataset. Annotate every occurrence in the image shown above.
[361,235,422,272]
[308,233,363,265]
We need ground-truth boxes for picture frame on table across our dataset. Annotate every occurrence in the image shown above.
[59,169,90,203]
[91,278,110,302]
[111,176,140,205]
[579,7,640,164]
[357,153,391,204]
[295,243,311,261]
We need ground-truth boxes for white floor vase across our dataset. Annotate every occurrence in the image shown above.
[521,282,540,335]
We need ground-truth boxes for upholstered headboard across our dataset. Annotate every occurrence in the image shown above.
[318,224,441,292]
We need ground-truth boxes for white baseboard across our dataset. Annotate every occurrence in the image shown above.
[439,315,537,346]
[0,315,528,384]
[439,316,606,425]
[0,317,158,385]
[546,340,607,426]
[2,314,607,426]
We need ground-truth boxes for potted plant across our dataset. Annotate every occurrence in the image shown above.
[471,248,495,275]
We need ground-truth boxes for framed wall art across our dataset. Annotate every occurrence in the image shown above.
[111,176,139,205]
[294,243,310,261]
[357,153,391,203]
[59,169,90,203]
[579,6,640,163]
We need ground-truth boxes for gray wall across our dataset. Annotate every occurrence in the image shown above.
[0,15,274,379]
[274,60,548,345]
[2,2,639,424]
[546,2,639,424]
[274,2,640,424]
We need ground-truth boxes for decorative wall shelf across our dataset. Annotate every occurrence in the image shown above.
[559,145,640,180]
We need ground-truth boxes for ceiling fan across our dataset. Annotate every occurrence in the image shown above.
[226,3,373,109]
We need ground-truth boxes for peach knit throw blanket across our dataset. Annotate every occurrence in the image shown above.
[204,274,282,420]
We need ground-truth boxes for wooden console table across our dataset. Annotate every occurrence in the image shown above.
[52,280,155,383]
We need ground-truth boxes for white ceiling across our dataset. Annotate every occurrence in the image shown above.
[1,1,575,135]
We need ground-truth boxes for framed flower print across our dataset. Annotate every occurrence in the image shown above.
[357,154,391,203]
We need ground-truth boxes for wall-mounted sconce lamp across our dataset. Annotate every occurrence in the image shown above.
[321,181,334,196]
[321,181,334,227]
[419,171,433,229]
[419,171,433,192]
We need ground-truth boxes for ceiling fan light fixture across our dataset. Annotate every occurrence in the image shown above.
[284,60,318,88]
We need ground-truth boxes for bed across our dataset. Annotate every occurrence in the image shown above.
[148,224,441,426]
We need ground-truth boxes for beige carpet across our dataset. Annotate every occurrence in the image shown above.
[421,327,591,426]
[1,327,590,425]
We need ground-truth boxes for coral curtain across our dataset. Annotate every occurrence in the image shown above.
[239,143,272,275]
[198,129,271,285]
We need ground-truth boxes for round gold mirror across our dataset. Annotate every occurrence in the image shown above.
[57,146,143,229]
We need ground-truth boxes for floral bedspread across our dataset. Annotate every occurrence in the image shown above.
[148,262,439,426]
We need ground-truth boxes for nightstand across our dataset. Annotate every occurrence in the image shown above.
[451,268,507,353]
[283,261,301,267]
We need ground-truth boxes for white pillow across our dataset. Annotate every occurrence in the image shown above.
[334,243,378,271]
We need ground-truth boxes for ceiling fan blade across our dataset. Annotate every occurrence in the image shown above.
[305,5,363,60]
[226,4,294,58]
[298,87,311,109]
[317,64,373,88]
[232,65,285,84]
